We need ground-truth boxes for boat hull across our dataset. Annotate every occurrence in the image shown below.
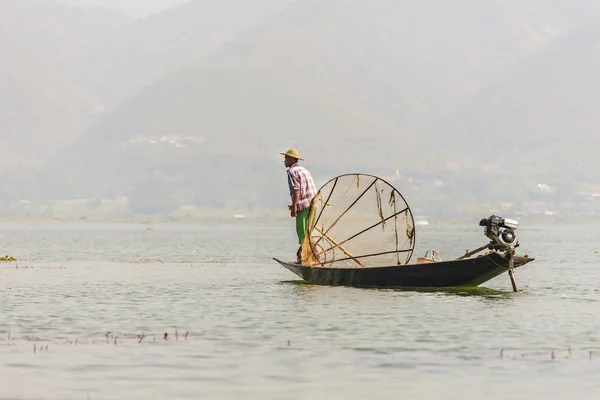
[273,252,534,288]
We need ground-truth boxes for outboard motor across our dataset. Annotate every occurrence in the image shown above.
[479,215,519,249]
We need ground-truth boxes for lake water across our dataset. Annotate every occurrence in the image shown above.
[1,221,600,399]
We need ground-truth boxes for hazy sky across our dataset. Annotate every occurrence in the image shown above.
[55,0,190,18]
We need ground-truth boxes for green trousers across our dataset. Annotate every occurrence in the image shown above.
[296,208,309,244]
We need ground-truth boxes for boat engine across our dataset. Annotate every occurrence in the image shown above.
[479,215,519,249]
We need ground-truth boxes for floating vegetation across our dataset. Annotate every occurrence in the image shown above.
[7,264,67,269]
[0,255,17,262]
[128,258,166,264]
[499,345,600,362]
[0,330,191,352]
[2,332,600,364]
[127,258,230,264]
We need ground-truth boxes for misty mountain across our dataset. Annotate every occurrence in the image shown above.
[418,22,600,187]
[0,0,287,171]
[0,0,130,168]
[78,0,290,109]
[4,0,600,217]
[15,0,599,211]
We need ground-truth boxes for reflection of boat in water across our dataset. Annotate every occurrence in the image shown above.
[274,174,534,290]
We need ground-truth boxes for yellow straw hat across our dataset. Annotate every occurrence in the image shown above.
[279,148,304,160]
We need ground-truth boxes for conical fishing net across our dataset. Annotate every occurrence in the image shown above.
[301,174,415,268]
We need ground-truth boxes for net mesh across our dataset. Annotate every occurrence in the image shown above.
[301,174,415,268]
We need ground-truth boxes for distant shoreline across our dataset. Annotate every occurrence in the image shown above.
[0,214,597,226]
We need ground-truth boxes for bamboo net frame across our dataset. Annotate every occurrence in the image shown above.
[301,174,415,268]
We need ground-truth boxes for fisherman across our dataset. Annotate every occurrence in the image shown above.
[280,148,317,263]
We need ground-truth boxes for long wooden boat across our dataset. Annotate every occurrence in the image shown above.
[275,173,535,290]
[274,251,534,288]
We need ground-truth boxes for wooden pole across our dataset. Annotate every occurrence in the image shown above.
[456,244,490,260]
[315,227,366,268]
[508,248,518,292]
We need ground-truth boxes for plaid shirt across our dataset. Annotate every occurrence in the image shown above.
[287,163,317,211]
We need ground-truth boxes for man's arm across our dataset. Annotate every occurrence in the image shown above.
[291,189,300,217]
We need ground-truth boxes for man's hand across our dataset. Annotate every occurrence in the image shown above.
[289,204,297,217]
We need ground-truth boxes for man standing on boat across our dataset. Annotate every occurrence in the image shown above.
[280,148,317,263]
